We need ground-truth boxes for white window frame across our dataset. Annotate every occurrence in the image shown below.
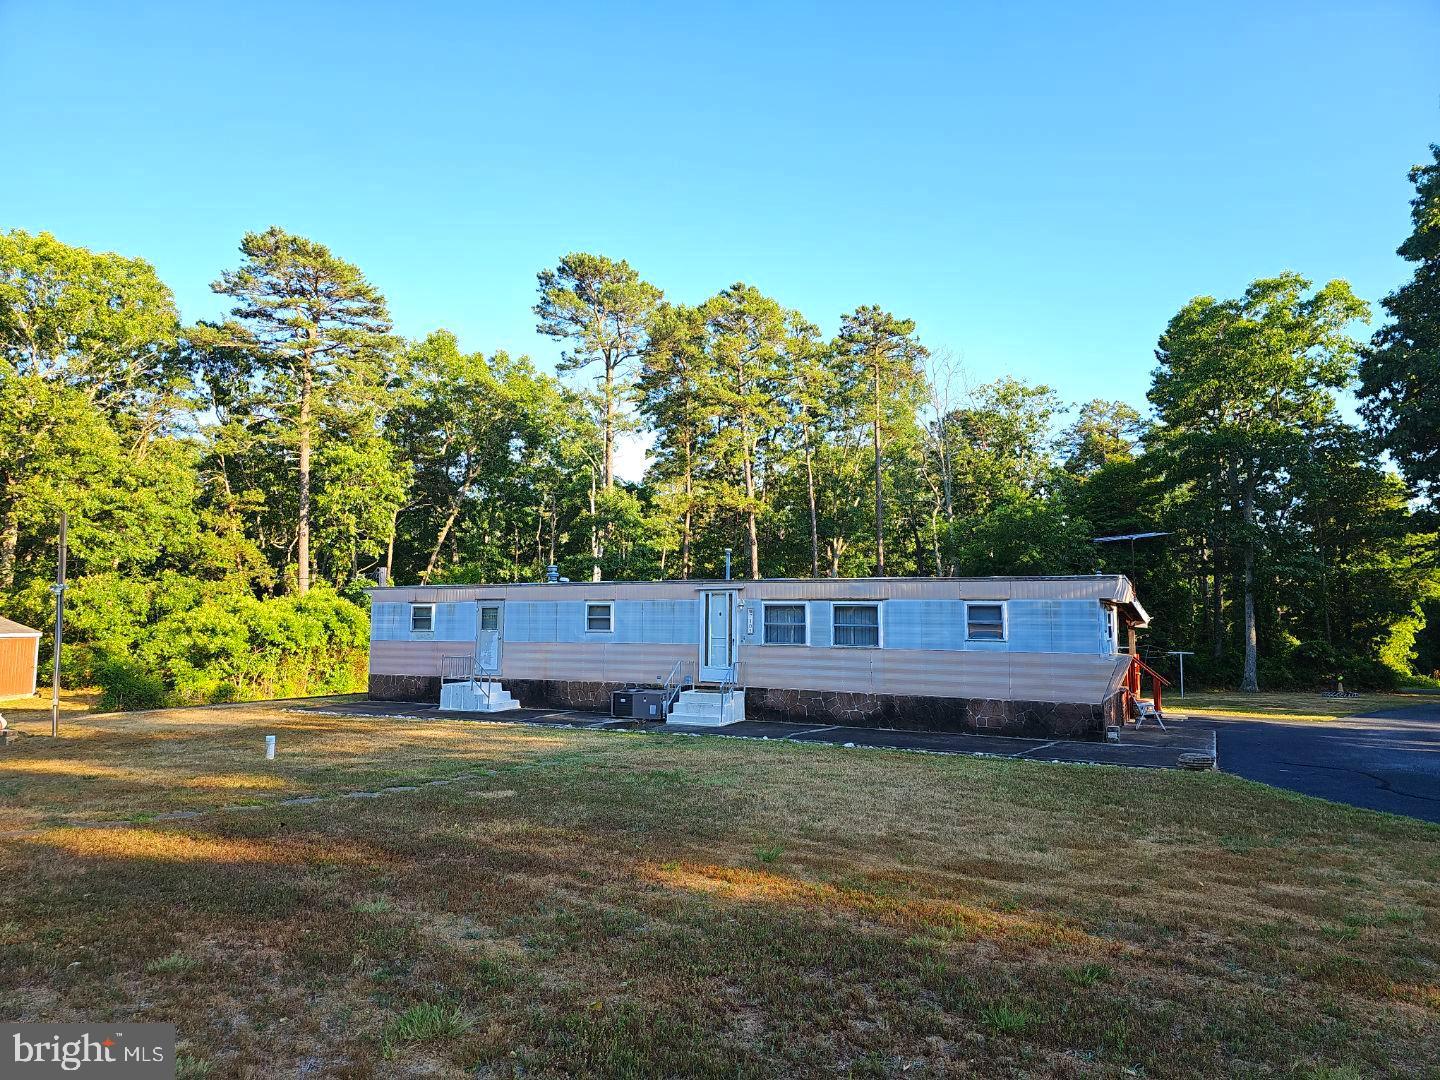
[1103,604,1117,653]
[761,601,809,646]
[585,600,615,634]
[832,602,882,649]
[964,600,1007,642]
[410,603,435,634]
[479,605,500,632]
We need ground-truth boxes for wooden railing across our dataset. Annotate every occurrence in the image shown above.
[1127,655,1171,714]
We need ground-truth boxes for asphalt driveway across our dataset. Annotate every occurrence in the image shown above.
[1210,704,1440,823]
[304,699,1214,769]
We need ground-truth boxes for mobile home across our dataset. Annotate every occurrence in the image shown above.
[367,575,1150,738]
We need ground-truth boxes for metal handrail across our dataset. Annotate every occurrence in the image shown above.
[661,659,692,712]
[445,652,501,703]
[474,656,499,704]
[717,660,746,711]
[440,655,472,682]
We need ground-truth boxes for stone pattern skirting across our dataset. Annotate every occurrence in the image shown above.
[501,679,626,713]
[368,674,1113,739]
[744,686,1109,739]
[370,673,442,703]
[368,675,626,713]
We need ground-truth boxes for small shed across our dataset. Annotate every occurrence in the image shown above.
[0,616,41,699]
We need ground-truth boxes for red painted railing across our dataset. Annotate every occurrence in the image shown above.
[1126,655,1172,716]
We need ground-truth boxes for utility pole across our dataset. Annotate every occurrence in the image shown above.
[51,511,68,737]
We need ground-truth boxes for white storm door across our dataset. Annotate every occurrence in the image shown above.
[701,592,735,680]
[476,603,503,672]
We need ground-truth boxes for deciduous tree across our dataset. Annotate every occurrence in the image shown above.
[1150,273,1368,691]
[1359,144,1440,500]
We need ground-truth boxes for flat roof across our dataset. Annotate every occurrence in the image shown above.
[369,574,1131,591]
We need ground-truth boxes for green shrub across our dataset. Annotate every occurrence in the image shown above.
[94,659,167,711]
[62,577,370,710]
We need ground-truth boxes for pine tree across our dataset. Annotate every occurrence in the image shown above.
[834,307,929,576]
[698,285,790,579]
[203,227,393,594]
[534,253,661,493]
[637,302,709,578]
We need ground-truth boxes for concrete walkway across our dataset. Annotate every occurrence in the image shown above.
[304,699,1217,770]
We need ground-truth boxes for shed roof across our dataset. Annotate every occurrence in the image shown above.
[0,615,41,637]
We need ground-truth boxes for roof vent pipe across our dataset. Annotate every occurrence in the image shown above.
[544,564,559,583]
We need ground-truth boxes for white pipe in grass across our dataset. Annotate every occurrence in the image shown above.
[265,734,276,760]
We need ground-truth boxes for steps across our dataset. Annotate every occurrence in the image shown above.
[668,689,745,727]
[439,679,521,713]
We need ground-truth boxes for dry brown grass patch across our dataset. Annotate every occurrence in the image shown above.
[0,703,1436,1077]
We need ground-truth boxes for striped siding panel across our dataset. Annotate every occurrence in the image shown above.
[808,602,832,647]
[504,600,702,644]
[433,602,476,641]
[369,638,1120,704]
[375,596,1112,656]
[501,641,695,683]
[371,603,407,641]
[615,599,701,644]
[883,600,965,651]
[868,599,1104,655]
[372,601,475,642]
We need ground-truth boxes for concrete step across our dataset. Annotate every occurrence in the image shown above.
[440,680,522,713]
[669,689,745,727]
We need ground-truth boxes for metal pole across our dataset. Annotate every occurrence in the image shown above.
[723,548,731,581]
[1167,650,1194,699]
[51,511,67,737]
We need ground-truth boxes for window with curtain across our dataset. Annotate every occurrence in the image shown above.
[763,603,806,644]
[832,603,879,647]
[966,603,1005,641]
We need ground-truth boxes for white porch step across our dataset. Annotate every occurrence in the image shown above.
[439,679,521,713]
[669,689,745,727]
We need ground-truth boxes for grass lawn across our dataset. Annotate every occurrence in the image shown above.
[1173,689,1434,722]
[0,687,101,722]
[1,705,1437,1077]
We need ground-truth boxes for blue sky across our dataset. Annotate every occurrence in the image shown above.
[3,1,1437,476]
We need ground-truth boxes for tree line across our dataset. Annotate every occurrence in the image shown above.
[1,147,1437,698]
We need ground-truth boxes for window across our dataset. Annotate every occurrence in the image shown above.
[763,603,807,645]
[410,603,434,633]
[966,602,1005,641]
[1103,605,1116,651]
[480,606,499,632]
[585,601,614,633]
[833,603,880,648]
